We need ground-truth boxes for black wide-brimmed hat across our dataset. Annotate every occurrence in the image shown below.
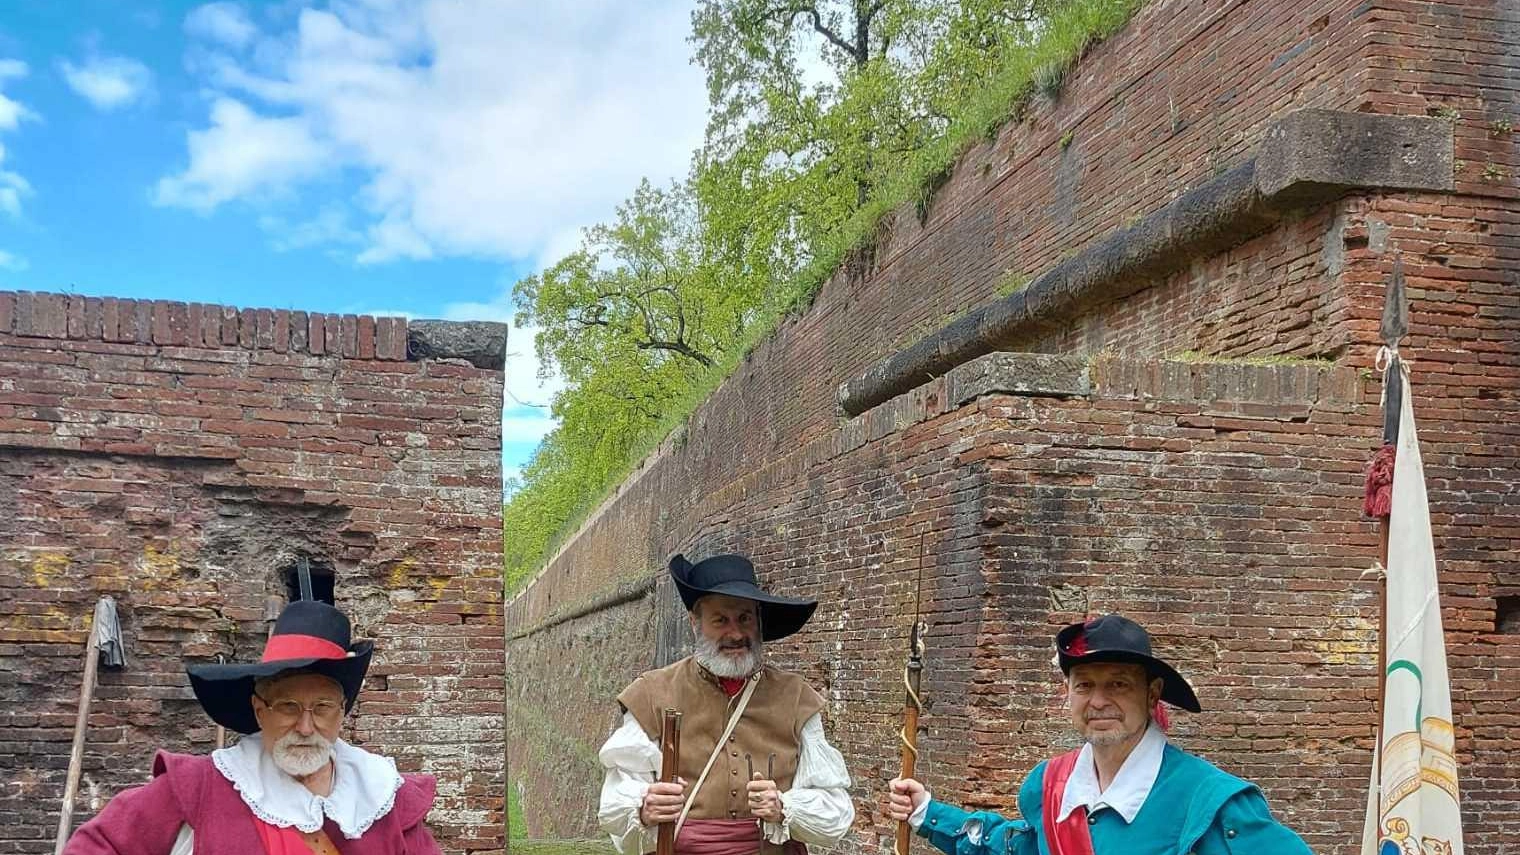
[1055,614,1201,713]
[670,553,817,642]
[186,600,373,734]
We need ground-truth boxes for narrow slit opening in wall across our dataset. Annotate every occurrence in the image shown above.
[1496,595,1520,634]
[281,558,336,605]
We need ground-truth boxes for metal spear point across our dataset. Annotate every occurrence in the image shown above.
[1380,254,1409,349]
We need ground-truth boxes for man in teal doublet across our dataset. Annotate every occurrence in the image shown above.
[886,615,1310,855]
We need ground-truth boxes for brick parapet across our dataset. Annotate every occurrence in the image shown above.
[0,291,410,361]
[0,291,508,370]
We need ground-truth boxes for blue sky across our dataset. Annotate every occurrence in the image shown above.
[0,0,708,485]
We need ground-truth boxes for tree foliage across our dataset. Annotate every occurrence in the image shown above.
[505,0,1144,590]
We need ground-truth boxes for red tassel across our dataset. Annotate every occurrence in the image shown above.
[1152,700,1171,733]
[1364,443,1396,518]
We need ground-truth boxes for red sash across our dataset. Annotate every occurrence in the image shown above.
[1041,750,1095,855]
[675,818,807,855]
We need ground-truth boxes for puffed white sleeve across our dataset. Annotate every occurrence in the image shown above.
[765,712,854,846]
[598,712,664,855]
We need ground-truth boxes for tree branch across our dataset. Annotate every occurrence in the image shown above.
[760,3,860,61]
[637,339,715,367]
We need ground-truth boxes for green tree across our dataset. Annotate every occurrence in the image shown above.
[505,0,1147,589]
[506,179,761,585]
[515,179,735,381]
[688,0,1061,297]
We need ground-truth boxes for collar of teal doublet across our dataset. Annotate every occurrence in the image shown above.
[1035,743,1255,854]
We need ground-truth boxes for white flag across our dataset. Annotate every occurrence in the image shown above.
[1361,372,1463,855]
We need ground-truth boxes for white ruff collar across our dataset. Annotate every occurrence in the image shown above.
[212,734,404,839]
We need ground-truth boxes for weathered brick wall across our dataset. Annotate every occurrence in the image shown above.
[505,0,1519,852]
[0,292,506,855]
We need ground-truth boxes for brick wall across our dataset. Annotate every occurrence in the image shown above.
[505,0,1519,852]
[0,292,507,855]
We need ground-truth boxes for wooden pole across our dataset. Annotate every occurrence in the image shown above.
[656,709,682,855]
[1370,254,1407,821]
[53,617,103,854]
[1376,519,1389,800]
[895,657,922,855]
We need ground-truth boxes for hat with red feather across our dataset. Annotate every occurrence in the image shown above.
[1055,613,1201,713]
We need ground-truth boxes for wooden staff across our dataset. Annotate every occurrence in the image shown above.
[657,708,682,855]
[896,622,924,855]
[1368,255,1408,804]
[896,533,928,855]
[54,597,124,855]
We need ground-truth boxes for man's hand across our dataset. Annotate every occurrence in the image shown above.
[640,778,686,826]
[885,777,927,822]
[747,773,783,823]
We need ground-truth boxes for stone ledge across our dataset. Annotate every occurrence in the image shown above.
[861,351,1358,426]
[1255,109,1454,203]
[406,320,508,370]
[947,352,1091,407]
[837,109,1452,416]
[1090,356,1362,406]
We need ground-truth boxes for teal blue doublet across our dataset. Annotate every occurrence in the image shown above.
[917,745,1312,855]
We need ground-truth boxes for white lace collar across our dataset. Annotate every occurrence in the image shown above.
[1057,722,1167,823]
[212,733,404,839]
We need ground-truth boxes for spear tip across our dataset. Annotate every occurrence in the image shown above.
[1380,254,1409,347]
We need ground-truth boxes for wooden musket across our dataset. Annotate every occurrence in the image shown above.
[657,708,682,855]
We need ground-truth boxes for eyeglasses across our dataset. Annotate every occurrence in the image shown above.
[256,694,344,725]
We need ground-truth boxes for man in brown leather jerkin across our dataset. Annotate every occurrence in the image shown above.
[597,553,854,855]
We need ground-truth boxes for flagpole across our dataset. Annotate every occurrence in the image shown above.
[1366,254,1408,808]
[1361,256,1464,854]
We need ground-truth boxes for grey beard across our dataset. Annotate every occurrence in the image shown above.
[693,635,763,679]
[1084,718,1146,748]
[271,732,335,778]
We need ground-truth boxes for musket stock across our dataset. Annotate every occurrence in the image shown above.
[657,708,682,855]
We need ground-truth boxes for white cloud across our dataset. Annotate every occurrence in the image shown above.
[0,249,27,271]
[258,204,363,251]
[153,97,332,211]
[185,3,259,49]
[537,224,587,272]
[0,60,33,129]
[0,159,28,218]
[0,60,35,218]
[60,55,154,111]
[162,0,707,265]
